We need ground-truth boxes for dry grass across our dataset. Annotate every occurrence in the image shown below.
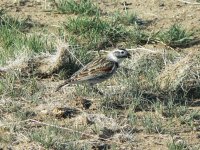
[0,42,72,77]
[156,49,200,92]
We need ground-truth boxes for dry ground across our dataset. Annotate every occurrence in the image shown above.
[0,0,200,150]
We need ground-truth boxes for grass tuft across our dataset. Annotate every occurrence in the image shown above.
[55,0,100,15]
[161,100,188,118]
[167,139,189,150]
[0,14,53,65]
[64,16,130,50]
[157,24,195,48]
[142,115,165,134]
[112,12,149,26]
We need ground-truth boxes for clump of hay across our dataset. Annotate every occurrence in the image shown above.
[123,47,179,90]
[0,42,71,77]
[156,49,200,94]
[117,47,200,100]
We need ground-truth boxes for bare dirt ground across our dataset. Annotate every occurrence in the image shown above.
[0,0,200,150]
[2,0,200,30]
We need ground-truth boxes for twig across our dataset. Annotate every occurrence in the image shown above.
[178,0,200,5]
[0,119,116,143]
[127,47,159,53]
[154,39,175,51]
[0,119,30,127]
[28,119,120,144]
[29,119,93,137]
[56,40,84,67]
[123,2,127,11]
[66,47,84,67]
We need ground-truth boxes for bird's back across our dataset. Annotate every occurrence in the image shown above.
[68,57,118,85]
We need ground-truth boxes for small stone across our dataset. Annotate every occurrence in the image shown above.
[40,109,48,115]
[52,107,81,118]
[15,7,21,12]
[81,98,92,109]
[159,3,165,7]
[87,114,119,131]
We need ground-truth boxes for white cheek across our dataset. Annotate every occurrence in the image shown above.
[107,53,118,62]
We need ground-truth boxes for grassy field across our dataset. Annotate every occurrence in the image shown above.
[0,0,200,149]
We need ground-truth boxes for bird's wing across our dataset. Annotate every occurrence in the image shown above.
[68,57,115,83]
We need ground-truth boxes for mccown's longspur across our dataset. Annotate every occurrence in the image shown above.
[55,48,131,92]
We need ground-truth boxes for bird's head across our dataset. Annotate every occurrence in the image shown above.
[107,48,131,63]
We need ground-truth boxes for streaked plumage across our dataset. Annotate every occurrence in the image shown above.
[55,48,131,92]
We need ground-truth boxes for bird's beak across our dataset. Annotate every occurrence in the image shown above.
[127,52,131,59]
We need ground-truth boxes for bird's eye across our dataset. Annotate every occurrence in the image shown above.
[121,51,125,54]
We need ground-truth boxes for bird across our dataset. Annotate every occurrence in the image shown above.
[55,48,131,93]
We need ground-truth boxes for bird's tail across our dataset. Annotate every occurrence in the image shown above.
[55,80,69,92]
